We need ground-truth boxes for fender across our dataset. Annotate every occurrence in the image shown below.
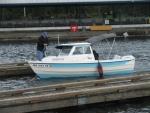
[98,61,103,78]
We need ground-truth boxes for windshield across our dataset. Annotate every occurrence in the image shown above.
[59,46,72,56]
[73,46,91,55]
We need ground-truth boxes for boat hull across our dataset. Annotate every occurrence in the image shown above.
[28,58,135,78]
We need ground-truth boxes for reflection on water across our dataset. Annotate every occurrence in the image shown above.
[0,75,37,90]
[0,38,150,113]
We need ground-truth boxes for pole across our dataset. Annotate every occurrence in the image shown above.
[24,7,26,17]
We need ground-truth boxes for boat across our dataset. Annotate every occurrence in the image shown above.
[28,33,135,78]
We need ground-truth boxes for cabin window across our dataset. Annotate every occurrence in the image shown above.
[73,46,91,55]
[84,46,91,54]
[59,46,72,56]
[73,47,83,55]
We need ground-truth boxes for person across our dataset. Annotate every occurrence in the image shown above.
[37,31,49,61]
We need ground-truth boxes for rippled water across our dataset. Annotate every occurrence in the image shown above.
[0,38,150,113]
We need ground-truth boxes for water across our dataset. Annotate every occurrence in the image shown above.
[0,38,150,112]
[47,97,150,113]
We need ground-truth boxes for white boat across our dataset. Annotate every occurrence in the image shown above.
[28,33,135,78]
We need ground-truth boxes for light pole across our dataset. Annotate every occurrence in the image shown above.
[24,7,26,17]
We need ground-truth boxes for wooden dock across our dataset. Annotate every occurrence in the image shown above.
[0,74,150,113]
[0,62,34,77]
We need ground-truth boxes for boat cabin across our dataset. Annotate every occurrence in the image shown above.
[42,42,98,62]
[56,43,92,56]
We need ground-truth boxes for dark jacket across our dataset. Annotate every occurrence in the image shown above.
[37,35,49,51]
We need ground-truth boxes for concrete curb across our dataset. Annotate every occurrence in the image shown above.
[0,24,150,32]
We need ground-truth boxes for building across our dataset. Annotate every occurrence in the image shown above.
[0,0,150,28]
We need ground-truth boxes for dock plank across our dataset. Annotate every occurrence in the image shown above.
[0,74,150,97]
[0,82,150,107]
[0,62,34,76]
[0,74,150,112]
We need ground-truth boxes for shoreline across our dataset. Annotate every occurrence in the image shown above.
[0,25,150,42]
